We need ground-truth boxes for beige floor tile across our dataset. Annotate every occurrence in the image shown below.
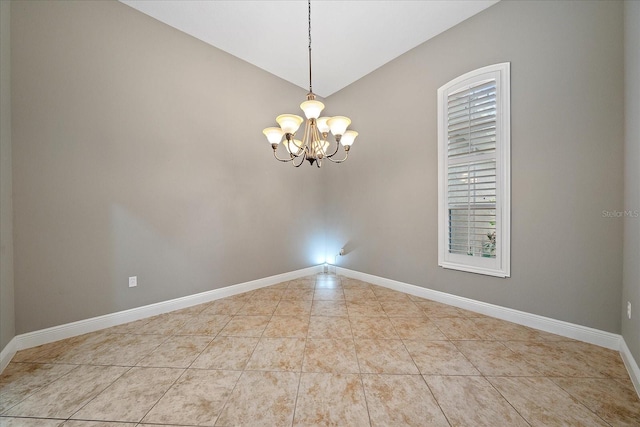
[268,282,289,290]
[315,281,342,290]
[354,339,419,374]
[10,338,69,363]
[406,294,429,302]
[425,375,529,427]
[431,317,493,340]
[71,367,183,422]
[281,288,314,300]
[342,279,375,295]
[343,288,377,301]
[404,340,480,375]
[453,340,541,376]
[142,369,241,426]
[503,341,604,377]
[311,300,348,317]
[286,280,316,291]
[218,315,270,337]
[215,371,298,427]
[5,365,128,419]
[245,338,306,372]
[341,278,371,290]
[534,329,572,341]
[263,315,309,338]
[489,377,609,426]
[346,300,385,317]
[0,363,76,413]
[225,291,254,302]
[136,335,211,368]
[57,333,167,366]
[107,318,153,335]
[362,374,449,427]
[470,316,543,340]
[552,377,640,426]
[307,316,353,339]
[349,316,399,339]
[236,299,279,316]
[135,313,191,335]
[191,336,259,370]
[0,419,63,427]
[62,421,135,426]
[274,299,312,316]
[379,299,425,317]
[415,300,467,318]
[201,298,247,315]
[554,340,630,378]
[250,288,285,301]
[314,288,345,300]
[32,332,113,364]
[302,339,360,373]
[293,373,369,427]
[176,313,230,336]
[371,287,412,302]
[171,302,211,316]
[389,317,446,340]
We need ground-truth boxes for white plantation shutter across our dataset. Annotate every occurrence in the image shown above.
[438,63,510,277]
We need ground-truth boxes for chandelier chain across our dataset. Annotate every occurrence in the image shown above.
[308,0,312,94]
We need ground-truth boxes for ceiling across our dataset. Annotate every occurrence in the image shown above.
[120,1,499,97]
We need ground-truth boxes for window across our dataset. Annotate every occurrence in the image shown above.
[437,63,510,277]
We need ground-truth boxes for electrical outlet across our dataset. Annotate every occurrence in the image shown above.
[628,301,632,320]
[128,276,137,288]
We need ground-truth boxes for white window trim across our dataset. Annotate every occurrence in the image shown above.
[437,63,511,278]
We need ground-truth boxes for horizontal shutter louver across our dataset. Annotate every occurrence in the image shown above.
[446,79,498,259]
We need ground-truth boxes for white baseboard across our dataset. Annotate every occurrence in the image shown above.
[621,339,640,396]
[0,265,321,372]
[336,267,621,349]
[0,336,17,373]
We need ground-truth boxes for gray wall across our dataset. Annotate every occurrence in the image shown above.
[622,0,640,366]
[325,0,624,333]
[1,0,15,350]
[11,0,325,334]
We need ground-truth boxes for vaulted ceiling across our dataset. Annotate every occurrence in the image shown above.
[120,1,499,97]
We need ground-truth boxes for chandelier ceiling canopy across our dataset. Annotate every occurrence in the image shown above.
[263,1,357,167]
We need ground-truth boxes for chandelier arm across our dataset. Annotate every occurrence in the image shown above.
[293,152,307,167]
[325,138,341,158]
[273,149,295,163]
[326,150,350,163]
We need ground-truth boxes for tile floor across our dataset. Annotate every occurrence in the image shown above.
[1,274,639,426]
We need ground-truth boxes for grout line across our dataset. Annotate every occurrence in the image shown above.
[346,278,373,427]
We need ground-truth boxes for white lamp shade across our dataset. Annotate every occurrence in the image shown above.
[300,100,325,119]
[263,127,284,144]
[327,116,351,136]
[340,130,358,147]
[285,139,304,155]
[316,117,331,133]
[276,114,304,134]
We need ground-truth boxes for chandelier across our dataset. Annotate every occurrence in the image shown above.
[262,1,358,167]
